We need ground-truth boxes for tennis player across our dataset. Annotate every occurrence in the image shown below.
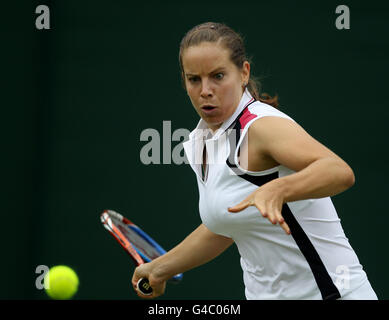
[132,22,377,300]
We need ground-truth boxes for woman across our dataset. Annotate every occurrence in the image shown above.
[132,22,377,300]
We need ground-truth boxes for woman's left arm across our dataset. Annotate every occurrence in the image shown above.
[228,116,355,234]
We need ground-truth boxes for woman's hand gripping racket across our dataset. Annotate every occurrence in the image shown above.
[100,209,183,295]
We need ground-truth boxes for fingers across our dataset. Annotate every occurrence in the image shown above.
[228,195,291,235]
[133,278,155,299]
[132,266,166,299]
[131,267,141,290]
[228,198,252,213]
[132,266,153,298]
[261,207,291,235]
[280,220,291,235]
[136,280,166,299]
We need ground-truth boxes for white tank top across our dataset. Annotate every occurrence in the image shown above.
[183,89,369,300]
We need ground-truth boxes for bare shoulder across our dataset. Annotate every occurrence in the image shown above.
[247,116,309,151]
[240,116,299,171]
[247,116,340,172]
[249,116,306,138]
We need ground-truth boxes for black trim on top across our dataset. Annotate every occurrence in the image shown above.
[225,98,256,170]
[282,204,341,300]
[225,105,341,300]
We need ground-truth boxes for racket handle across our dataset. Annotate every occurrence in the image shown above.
[137,278,153,295]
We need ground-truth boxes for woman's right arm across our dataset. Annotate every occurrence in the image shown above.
[131,223,234,298]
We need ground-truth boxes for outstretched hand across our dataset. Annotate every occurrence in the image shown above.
[228,185,291,235]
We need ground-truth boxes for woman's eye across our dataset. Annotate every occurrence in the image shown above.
[214,73,224,80]
[188,77,200,83]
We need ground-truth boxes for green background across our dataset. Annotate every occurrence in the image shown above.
[2,0,388,299]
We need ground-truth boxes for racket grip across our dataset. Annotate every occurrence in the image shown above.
[137,278,153,295]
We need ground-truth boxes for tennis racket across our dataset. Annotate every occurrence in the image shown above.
[100,209,183,295]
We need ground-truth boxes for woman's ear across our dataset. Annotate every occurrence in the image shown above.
[242,61,250,85]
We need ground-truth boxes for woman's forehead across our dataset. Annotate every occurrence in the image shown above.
[182,42,232,74]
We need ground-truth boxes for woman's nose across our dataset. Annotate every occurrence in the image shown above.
[200,79,213,97]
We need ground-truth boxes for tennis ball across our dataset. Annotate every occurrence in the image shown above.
[44,265,79,300]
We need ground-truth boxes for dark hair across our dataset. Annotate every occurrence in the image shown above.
[179,22,279,108]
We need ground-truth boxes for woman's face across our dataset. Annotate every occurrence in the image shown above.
[182,42,250,131]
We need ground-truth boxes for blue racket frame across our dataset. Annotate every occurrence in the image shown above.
[127,224,183,282]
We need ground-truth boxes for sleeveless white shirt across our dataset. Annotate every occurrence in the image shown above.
[183,89,371,300]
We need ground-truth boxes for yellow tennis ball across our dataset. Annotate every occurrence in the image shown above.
[44,265,79,300]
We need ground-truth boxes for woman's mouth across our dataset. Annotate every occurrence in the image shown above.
[201,105,217,114]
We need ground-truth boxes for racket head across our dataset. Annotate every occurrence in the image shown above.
[100,209,183,282]
[100,210,144,266]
